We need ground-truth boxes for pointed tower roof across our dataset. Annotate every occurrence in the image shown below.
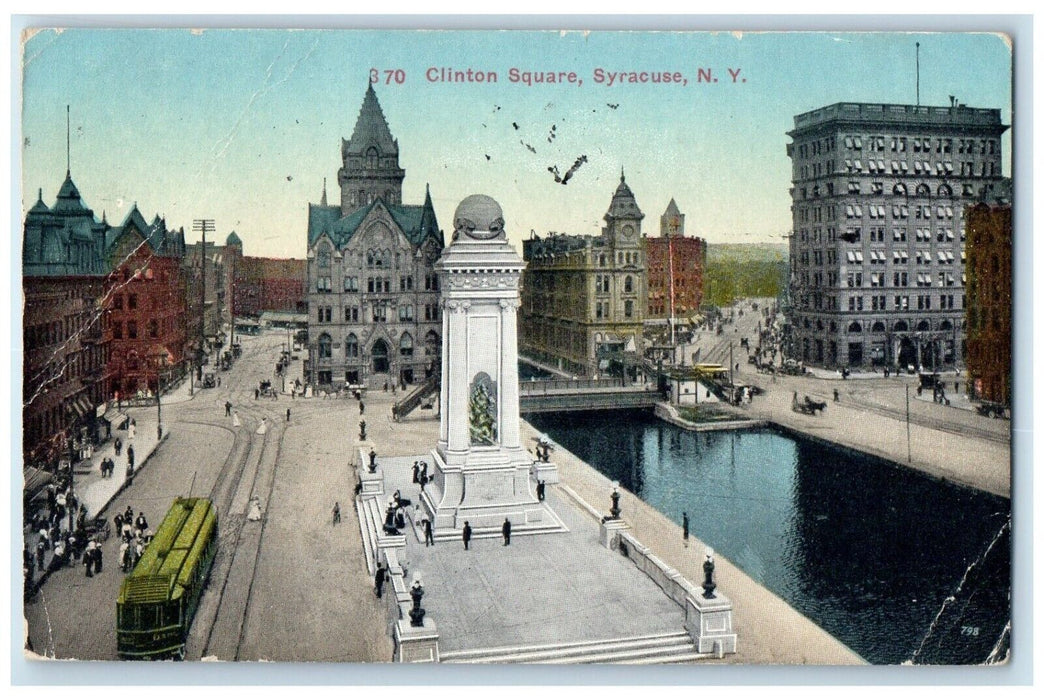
[28,188,50,216]
[664,198,680,216]
[606,169,643,220]
[226,230,242,246]
[52,172,90,214]
[418,183,443,246]
[320,178,328,206]
[344,83,399,156]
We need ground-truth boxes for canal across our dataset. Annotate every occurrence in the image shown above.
[524,409,1011,665]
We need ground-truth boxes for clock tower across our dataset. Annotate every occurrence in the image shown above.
[602,169,644,250]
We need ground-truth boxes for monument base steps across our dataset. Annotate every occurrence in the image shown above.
[439,630,711,664]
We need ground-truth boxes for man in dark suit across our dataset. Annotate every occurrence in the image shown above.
[502,518,511,546]
[462,521,472,550]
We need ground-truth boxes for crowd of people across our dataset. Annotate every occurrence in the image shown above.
[113,506,154,573]
[24,482,94,595]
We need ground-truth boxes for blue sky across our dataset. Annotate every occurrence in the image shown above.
[20,29,1012,257]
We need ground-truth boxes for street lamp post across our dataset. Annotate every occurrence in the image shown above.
[152,354,166,440]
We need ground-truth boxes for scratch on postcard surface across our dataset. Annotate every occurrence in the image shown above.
[21,29,62,69]
[207,36,319,170]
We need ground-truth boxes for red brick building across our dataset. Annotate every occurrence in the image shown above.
[217,231,306,319]
[644,199,707,320]
[23,276,112,466]
[964,185,1012,405]
[104,206,190,396]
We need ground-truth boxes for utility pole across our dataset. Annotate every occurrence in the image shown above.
[729,341,734,387]
[193,219,216,387]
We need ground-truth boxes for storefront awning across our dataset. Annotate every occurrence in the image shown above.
[23,466,53,501]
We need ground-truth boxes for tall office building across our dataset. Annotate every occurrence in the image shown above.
[786,101,1007,369]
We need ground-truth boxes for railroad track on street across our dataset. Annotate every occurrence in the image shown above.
[840,397,1010,446]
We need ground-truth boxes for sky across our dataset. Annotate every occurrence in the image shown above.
[19,28,1013,258]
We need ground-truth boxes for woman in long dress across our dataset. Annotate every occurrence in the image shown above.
[232,411,241,427]
[256,417,267,435]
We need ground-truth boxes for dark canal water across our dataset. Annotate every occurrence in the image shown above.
[525,409,1011,665]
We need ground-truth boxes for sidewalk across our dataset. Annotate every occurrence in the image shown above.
[23,379,194,594]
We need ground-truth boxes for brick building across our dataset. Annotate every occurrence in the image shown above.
[520,172,647,377]
[22,172,114,467]
[104,206,190,396]
[184,240,226,349]
[786,101,1008,369]
[212,230,306,322]
[644,199,706,321]
[964,184,1012,405]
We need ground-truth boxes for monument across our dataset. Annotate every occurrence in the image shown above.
[420,195,565,536]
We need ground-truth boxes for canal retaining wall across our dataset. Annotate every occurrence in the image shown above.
[520,418,866,665]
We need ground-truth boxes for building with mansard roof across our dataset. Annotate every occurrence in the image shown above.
[305,84,444,390]
[22,171,115,467]
[519,172,647,377]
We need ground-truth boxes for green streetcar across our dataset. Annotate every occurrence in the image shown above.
[116,497,218,660]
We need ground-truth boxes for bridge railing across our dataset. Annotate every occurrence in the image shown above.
[520,377,628,394]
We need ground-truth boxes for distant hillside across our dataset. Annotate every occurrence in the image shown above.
[707,242,788,263]
[703,243,787,307]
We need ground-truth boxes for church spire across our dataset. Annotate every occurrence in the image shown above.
[66,105,71,176]
[321,177,328,206]
[338,84,405,214]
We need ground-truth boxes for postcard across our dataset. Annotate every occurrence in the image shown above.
[18,25,1014,674]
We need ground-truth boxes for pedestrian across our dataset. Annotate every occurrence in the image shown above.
[333,502,341,525]
[93,542,103,573]
[412,461,420,484]
[233,411,241,427]
[124,506,134,524]
[36,540,46,570]
[502,518,511,546]
[255,388,260,400]
[286,408,291,422]
[225,401,232,416]
[462,521,472,550]
[833,388,840,402]
[84,541,95,577]
[374,562,387,598]
[383,381,388,392]
[683,512,690,548]
[114,513,123,538]
[127,445,135,471]
[119,541,130,572]
[424,518,435,547]
[536,480,546,501]
[115,437,122,456]
[359,401,365,415]
[135,512,148,535]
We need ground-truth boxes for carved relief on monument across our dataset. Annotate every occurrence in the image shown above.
[468,372,498,446]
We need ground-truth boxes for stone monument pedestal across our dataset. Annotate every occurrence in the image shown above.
[394,617,440,663]
[599,518,631,550]
[684,592,737,656]
[423,194,565,540]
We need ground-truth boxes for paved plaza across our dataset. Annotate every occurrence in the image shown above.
[379,455,686,654]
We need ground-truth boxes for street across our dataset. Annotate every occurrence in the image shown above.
[25,329,393,662]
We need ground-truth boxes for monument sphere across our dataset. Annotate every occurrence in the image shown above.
[452,194,505,241]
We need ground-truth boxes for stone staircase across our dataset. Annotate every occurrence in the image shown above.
[439,631,709,665]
